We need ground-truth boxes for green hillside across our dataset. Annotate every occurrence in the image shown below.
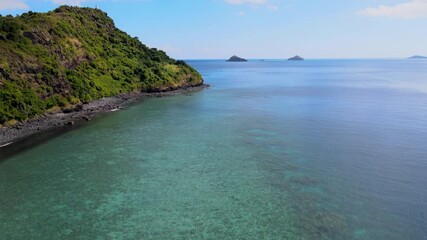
[0,6,203,125]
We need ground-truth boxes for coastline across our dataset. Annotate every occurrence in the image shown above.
[0,84,209,148]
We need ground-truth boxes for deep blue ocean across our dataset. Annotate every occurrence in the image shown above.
[0,59,426,239]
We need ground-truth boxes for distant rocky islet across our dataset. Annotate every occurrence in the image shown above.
[288,55,304,61]
[226,55,306,62]
[227,55,248,62]
[408,55,427,59]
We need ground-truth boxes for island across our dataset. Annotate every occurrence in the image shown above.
[0,6,206,146]
[408,55,427,59]
[227,55,247,62]
[288,55,304,61]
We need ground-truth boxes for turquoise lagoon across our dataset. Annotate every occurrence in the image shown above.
[0,59,427,239]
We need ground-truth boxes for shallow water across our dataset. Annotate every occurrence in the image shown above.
[1,59,427,239]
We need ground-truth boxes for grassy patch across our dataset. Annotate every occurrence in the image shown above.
[0,6,203,124]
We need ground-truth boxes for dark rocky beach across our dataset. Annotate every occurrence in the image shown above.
[0,85,208,148]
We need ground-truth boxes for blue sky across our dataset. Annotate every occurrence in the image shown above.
[1,0,427,59]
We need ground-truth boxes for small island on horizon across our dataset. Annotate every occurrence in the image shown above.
[288,55,304,61]
[227,55,247,62]
[408,55,427,59]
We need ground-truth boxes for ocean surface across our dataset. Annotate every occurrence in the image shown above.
[1,59,427,239]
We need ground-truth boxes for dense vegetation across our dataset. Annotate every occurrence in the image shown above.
[0,6,203,125]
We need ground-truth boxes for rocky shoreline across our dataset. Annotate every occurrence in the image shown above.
[0,84,209,148]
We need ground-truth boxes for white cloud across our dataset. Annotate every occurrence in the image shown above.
[358,0,427,19]
[0,0,29,11]
[237,10,245,16]
[224,0,278,11]
[225,0,267,5]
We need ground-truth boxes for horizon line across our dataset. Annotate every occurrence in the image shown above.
[180,57,424,60]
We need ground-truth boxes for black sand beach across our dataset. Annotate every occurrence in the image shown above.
[0,85,208,148]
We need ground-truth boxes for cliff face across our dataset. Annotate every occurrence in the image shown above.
[0,6,203,124]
